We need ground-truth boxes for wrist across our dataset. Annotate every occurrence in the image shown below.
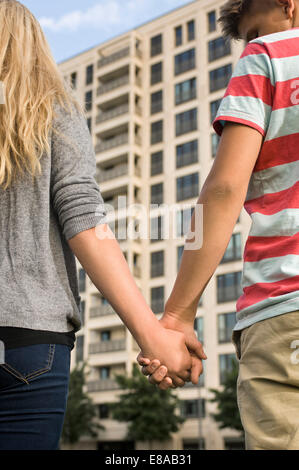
[164,300,197,324]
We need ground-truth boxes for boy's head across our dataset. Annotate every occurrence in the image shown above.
[218,0,299,43]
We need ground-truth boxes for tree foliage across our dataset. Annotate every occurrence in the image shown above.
[209,358,244,434]
[61,362,104,445]
[110,363,186,443]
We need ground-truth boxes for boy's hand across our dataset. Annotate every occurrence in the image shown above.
[137,312,207,389]
[137,326,193,387]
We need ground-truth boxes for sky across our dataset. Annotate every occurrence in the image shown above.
[22,0,196,64]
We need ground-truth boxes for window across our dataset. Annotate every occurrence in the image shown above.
[76,335,84,363]
[85,90,93,112]
[151,120,163,144]
[175,48,195,75]
[175,25,182,47]
[176,206,194,237]
[151,150,163,176]
[151,34,162,57]
[220,233,242,263]
[194,317,204,344]
[176,140,198,168]
[99,404,110,419]
[210,99,222,123]
[101,330,111,342]
[151,286,164,314]
[176,173,199,201]
[177,245,184,271]
[86,64,94,85]
[176,108,197,136]
[151,62,162,85]
[211,133,220,157]
[150,215,164,242]
[87,117,92,134]
[208,37,231,62]
[218,312,236,343]
[208,10,216,32]
[180,399,205,418]
[151,90,163,114]
[100,367,110,380]
[187,20,195,41]
[217,271,242,302]
[151,251,164,278]
[151,182,163,205]
[219,353,236,385]
[175,77,196,105]
[210,64,232,93]
[79,268,86,292]
[70,72,77,89]
[80,300,85,326]
[183,439,205,450]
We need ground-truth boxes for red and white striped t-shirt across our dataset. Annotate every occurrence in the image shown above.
[213,27,299,331]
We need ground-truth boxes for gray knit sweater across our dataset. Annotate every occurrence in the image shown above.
[0,100,107,333]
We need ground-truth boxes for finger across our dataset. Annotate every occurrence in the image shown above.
[148,365,168,384]
[158,376,174,390]
[176,369,192,382]
[188,338,207,360]
[171,375,186,387]
[190,356,203,384]
[141,360,162,376]
[136,353,151,366]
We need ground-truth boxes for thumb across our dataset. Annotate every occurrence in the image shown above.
[185,336,207,360]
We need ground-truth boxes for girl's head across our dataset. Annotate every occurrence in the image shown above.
[0,0,83,190]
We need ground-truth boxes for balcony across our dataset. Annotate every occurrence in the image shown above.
[95,133,128,153]
[87,378,121,392]
[97,163,128,183]
[97,75,129,96]
[98,46,130,68]
[90,304,116,318]
[133,265,141,277]
[96,103,129,124]
[89,338,126,354]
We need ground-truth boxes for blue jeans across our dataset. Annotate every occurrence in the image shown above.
[0,344,71,450]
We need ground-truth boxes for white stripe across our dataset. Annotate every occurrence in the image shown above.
[253,28,299,44]
[242,253,299,287]
[246,160,299,200]
[249,209,299,236]
[266,106,299,141]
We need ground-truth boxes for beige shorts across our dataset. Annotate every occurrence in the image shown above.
[232,309,299,450]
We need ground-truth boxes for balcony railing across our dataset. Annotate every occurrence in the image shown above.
[90,304,115,318]
[133,265,141,277]
[96,103,129,124]
[95,133,128,153]
[96,163,128,183]
[89,338,126,354]
[98,46,130,68]
[87,378,121,392]
[97,75,129,96]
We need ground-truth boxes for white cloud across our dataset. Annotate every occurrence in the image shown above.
[39,0,190,33]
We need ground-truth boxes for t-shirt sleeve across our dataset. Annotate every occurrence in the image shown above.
[212,41,274,137]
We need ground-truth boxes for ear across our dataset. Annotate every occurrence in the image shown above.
[276,0,295,18]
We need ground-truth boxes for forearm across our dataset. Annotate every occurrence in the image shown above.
[68,224,161,349]
[165,183,246,323]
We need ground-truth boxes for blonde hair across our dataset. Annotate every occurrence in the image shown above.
[0,0,85,190]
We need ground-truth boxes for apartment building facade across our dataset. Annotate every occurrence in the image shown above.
[58,0,249,450]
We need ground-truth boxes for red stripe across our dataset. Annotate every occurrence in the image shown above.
[224,74,273,106]
[213,115,265,137]
[241,35,299,60]
[236,275,299,311]
[273,78,299,110]
[243,232,299,262]
[244,181,299,215]
[254,133,299,171]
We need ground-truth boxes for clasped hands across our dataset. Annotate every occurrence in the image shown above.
[136,311,207,390]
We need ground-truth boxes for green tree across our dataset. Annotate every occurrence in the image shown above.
[209,358,244,436]
[61,362,104,446]
[110,363,186,448]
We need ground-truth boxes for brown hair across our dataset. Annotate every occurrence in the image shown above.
[218,0,253,40]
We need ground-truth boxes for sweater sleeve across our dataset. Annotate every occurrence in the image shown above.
[50,100,107,241]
